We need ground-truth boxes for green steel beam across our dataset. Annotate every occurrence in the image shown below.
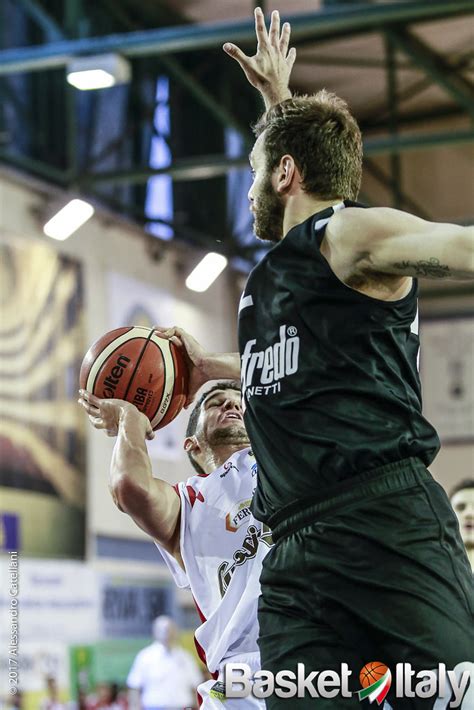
[387,28,474,118]
[80,128,474,186]
[385,34,402,209]
[0,151,69,183]
[0,1,472,75]
[296,54,415,71]
[364,129,474,156]
[16,0,64,41]
[359,51,473,129]
[81,154,250,186]
[364,159,431,220]
[97,1,253,154]
[361,105,464,131]
[158,55,252,143]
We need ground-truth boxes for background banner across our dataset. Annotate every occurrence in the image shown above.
[0,241,86,557]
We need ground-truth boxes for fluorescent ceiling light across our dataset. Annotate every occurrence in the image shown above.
[67,69,115,90]
[185,253,228,292]
[66,53,131,90]
[43,199,94,240]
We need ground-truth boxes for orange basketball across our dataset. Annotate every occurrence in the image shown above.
[79,326,188,430]
[359,662,389,689]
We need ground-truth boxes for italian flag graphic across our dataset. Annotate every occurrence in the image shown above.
[358,669,392,705]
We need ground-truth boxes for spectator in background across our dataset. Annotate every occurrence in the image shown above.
[88,683,125,710]
[127,616,201,710]
[40,677,66,710]
[2,689,23,710]
[451,478,474,569]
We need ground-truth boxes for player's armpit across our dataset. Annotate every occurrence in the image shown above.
[331,207,474,281]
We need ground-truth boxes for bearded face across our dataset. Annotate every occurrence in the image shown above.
[199,389,249,449]
[248,133,285,244]
[251,167,285,244]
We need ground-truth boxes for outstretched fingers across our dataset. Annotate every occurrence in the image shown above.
[223,42,251,69]
[286,46,297,70]
[280,21,291,56]
[254,6,269,49]
[268,10,280,48]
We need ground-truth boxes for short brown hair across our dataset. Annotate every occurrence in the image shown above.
[254,90,362,201]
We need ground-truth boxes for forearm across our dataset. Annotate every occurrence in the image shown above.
[109,408,180,546]
[381,224,474,281]
[205,352,241,380]
[109,409,153,505]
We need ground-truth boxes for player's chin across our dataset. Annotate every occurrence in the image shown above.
[253,220,282,244]
[212,423,249,442]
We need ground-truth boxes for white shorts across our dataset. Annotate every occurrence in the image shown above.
[198,652,265,709]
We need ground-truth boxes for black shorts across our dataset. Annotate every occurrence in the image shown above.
[258,457,474,708]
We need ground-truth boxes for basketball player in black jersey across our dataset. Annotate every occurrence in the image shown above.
[157,8,474,708]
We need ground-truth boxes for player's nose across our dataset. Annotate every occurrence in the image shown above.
[223,398,241,412]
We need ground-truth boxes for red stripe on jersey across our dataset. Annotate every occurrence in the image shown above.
[172,483,180,496]
[186,485,205,507]
[187,484,197,508]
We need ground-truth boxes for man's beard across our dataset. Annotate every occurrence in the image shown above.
[208,424,250,447]
[253,171,285,243]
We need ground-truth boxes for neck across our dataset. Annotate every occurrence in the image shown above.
[200,443,248,473]
[283,194,343,238]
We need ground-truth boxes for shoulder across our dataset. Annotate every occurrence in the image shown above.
[131,645,151,666]
[327,207,429,247]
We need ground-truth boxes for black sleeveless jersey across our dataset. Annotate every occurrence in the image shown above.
[238,201,440,524]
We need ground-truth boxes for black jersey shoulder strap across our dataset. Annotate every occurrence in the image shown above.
[313,200,367,247]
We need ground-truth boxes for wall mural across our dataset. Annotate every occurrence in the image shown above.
[0,241,86,557]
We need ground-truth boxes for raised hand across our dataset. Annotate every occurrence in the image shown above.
[78,390,155,440]
[223,7,296,108]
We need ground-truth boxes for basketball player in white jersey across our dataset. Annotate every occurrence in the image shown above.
[78,382,270,708]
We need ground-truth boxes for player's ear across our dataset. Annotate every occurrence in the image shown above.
[183,435,200,455]
[276,154,297,194]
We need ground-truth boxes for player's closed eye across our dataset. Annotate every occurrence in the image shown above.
[206,399,224,408]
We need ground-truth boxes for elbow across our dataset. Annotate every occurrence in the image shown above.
[111,475,149,515]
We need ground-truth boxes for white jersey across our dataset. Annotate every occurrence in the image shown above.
[156,447,272,674]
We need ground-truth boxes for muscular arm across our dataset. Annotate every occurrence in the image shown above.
[78,391,182,558]
[329,207,474,282]
[110,406,182,557]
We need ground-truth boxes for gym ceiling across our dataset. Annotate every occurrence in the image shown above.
[0,0,473,273]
